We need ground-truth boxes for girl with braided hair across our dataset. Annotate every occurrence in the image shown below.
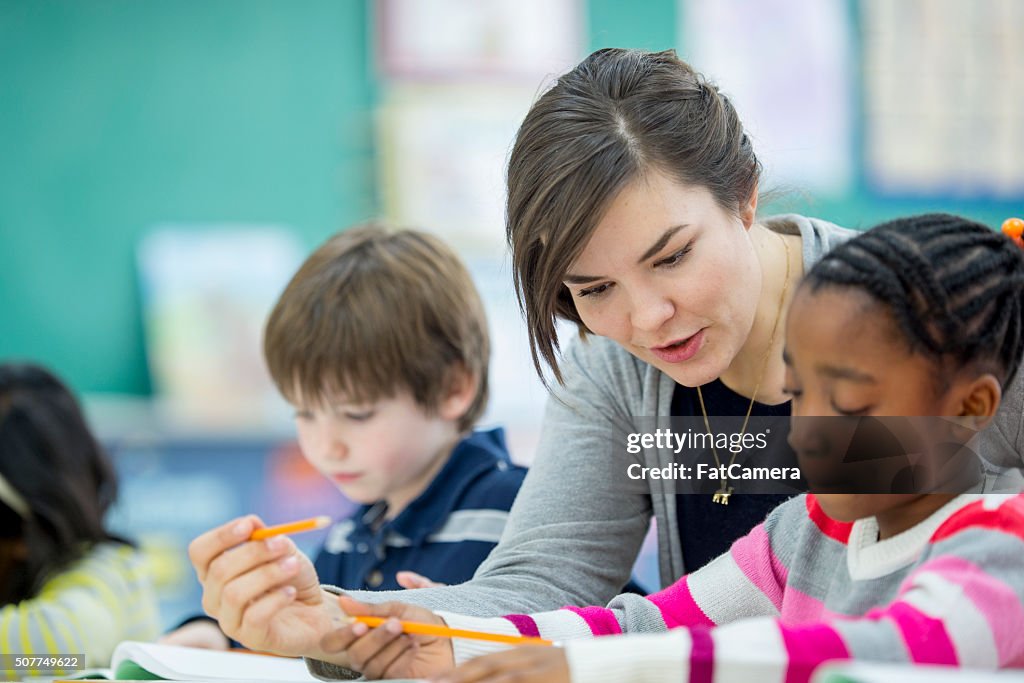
[311,214,1024,682]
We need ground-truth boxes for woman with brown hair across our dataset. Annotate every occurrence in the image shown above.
[185,49,1024,680]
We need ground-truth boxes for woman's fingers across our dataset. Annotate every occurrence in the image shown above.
[343,617,407,674]
[355,622,418,679]
[320,599,409,654]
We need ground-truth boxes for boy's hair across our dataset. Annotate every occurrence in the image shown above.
[506,48,760,384]
[0,363,125,604]
[264,224,490,432]
[805,213,1024,387]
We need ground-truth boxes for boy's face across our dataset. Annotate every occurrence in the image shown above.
[292,389,459,515]
[782,285,976,523]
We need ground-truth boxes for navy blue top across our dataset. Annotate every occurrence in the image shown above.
[672,380,794,572]
[314,427,527,591]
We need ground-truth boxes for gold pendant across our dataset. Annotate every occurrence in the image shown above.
[712,485,734,505]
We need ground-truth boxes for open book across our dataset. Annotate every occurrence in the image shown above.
[80,641,319,681]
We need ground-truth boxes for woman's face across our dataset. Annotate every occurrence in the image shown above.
[562,171,760,387]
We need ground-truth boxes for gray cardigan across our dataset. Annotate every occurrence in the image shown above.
[310,214,1024,679]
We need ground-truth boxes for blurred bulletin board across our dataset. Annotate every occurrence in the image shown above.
[374,0,583,463]
[135,229,299,432]
[861,0,1024,198]
[375,0,582,253]
[377,87,535,253]
[680,0,854,196]
[138,226,302,432]
[377,0,581,80]
[677,0,1024,226]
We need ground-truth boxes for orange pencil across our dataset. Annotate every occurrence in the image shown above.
[250,515,332,540]
[349,615,554,647]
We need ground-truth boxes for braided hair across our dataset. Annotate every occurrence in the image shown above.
[804,213,1024,388]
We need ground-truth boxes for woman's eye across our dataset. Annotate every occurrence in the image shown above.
[578,282,612,298]
[345,411,375,422]
[654,246,691,268]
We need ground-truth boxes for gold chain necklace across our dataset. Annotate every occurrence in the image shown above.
[698,231,791,505]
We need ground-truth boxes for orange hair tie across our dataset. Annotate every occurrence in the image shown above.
[1002,217,1024,248]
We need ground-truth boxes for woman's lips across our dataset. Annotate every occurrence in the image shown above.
[331,473,363,484]
[649,329,705,363]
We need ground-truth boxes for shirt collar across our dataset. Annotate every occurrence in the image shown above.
[349,427,511,546]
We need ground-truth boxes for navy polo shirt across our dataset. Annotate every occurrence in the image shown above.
[313,427,526,590]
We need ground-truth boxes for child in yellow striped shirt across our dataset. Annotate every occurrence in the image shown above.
[0,363,159,673]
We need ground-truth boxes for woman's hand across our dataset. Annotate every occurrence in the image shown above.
[188,516,342,659]
[158,620,230,649]
[431,646,570,683]
[319,595,455,680]
[396,570,445,589]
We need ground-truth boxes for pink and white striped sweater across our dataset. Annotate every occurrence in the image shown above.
[438,493,1024,683]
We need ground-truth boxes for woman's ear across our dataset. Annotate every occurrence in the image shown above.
[740,183,759,230]
[438,364,477,424]
[956,373,1002,431]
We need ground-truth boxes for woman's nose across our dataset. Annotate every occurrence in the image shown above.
[629,287,675,335]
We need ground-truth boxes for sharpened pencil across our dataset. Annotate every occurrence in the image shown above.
[348,615,554,646]
[250,515,332,540]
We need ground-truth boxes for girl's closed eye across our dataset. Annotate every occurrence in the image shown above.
[343,409,375,421]
[294,409,314,420]
[829,401,872,417]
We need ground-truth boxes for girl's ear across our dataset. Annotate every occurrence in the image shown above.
[438,364,477,424]
[740,183,759,231]
[956,373,1002,431]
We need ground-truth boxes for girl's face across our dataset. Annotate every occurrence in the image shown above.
[563,171,760,387]
[783,285,987,525]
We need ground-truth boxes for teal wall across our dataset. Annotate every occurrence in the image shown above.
[0,1,376,394]
[588,0,676,52]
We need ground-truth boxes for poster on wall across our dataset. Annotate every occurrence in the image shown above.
[376,0,581,80]
[680,0,854,196]
[861,0,1024,198]
[137,225,302,431]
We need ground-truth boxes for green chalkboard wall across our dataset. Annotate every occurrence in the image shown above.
[1,0,1018,396]
[0,1,376,394]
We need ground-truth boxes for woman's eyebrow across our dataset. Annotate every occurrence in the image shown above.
[638,224,689,263]
[564,224,690,283]
[564,272,605,284]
